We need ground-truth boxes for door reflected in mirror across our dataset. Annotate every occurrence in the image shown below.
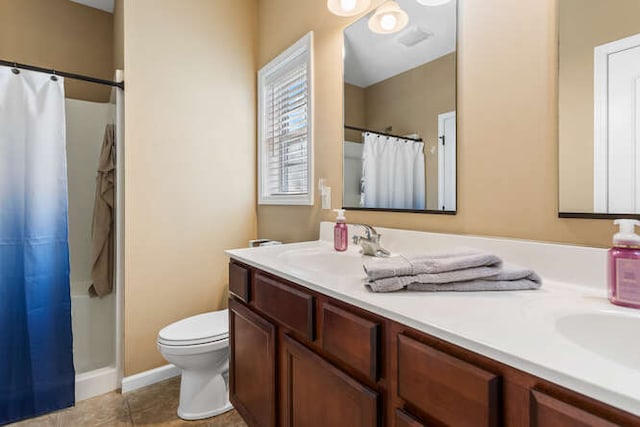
[342,0,457,213]
[558,0,640,215]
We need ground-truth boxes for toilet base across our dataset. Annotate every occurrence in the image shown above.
[176,370,233,420]
[178,401,233,421]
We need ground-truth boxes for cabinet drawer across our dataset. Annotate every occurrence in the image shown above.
[322,303,380,381]
[530,390,618,427]
[253,272,315,340]
[398,334,500,427]
[395,409,426,427]
[229,262,250,302]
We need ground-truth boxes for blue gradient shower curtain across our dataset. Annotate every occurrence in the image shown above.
[0,66,75,424]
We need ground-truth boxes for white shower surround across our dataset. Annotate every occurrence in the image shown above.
[68,70,125,402]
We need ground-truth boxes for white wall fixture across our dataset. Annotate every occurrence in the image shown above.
[368,1,409,34]
[327,0,371,16]
[319,178,332,209]
[416,0,452,6]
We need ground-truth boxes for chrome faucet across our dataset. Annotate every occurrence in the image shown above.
[352,224,391,257]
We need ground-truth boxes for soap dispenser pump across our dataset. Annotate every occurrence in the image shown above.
[333,209,348,252]
[608,219,640,309]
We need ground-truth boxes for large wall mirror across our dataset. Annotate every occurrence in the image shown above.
[558,0,640,217]
[342,0,457,213]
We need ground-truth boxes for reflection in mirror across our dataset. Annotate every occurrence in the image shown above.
[342,0,457,212]
[558,0,640,215]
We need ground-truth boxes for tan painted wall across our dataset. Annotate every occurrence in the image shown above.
[558,0,640,212]
[123,0,257,375]
[0,0,114,102]
[365,53,456,210]
[257,0,617,248]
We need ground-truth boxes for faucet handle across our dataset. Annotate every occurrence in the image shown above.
[357,224,378,239]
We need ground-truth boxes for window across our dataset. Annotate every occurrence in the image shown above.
[258,32,313,205]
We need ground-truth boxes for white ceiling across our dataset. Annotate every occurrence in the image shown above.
[69,0,114,13]
[344,0,456,88]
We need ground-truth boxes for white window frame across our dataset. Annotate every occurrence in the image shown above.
[258,32,314,206]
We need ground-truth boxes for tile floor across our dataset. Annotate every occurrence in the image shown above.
[9,377,247,427]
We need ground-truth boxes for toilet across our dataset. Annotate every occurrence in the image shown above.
[157,309,232,420]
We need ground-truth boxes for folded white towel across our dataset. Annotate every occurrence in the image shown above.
[363,248,502,281]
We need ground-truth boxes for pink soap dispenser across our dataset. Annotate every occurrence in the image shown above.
[608,219,640,309]
[333,209,348,252]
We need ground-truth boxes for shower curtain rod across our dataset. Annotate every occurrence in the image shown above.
[344,125,422,142]
[0,59,124,89]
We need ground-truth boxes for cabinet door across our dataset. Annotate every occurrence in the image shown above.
[530,390,618,427]
[229,299,277,427]
[281,335,379,427]
[395,409,427,427]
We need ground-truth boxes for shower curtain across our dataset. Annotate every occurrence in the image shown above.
[0,66,75,424]
[361,133,426,210]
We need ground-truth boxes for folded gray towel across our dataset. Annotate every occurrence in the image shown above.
[366,264,542,293]
[363,248,502,281]
[406,279,541,292]
[366,265,503,292]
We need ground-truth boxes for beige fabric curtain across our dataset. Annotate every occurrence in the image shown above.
[89,124,115,297]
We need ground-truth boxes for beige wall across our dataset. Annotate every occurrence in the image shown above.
[365,53,456,210]
[257,0,617,248]
[123,0,258,375]
[558,0,640,212]
[344,83,366,142]
[0,0,114,102]
[113,0,124,71]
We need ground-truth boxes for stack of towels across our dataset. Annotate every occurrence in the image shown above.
[364,248,542,293]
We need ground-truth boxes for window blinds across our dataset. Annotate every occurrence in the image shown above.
[258,33,313,205]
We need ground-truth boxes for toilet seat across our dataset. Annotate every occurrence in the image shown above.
[158,310,229,346]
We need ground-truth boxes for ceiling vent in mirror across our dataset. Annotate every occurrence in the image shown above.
[397,26,434,47]
[416,0,452,6]
[327,0,371,17]
[368,1,409,34]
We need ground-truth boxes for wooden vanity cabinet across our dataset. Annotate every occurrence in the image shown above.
[228,261,640,427]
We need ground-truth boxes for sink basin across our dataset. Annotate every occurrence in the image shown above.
[556,312,640,370]
[276,246,366,276]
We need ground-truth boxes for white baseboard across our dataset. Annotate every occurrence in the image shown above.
[76,366,120,402]
[121,364,180,394]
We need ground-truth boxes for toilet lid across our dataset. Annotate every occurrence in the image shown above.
[158,310,229,346]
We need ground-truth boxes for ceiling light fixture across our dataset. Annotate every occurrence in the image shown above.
[416,0,452,6]
[368,1,409,34]
[327,0,371,17]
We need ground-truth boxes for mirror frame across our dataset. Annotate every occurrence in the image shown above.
[341,0,459,215]
[556,0,640,220]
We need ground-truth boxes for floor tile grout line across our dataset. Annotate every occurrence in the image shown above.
[124,395,134,426]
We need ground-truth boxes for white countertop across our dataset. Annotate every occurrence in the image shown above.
[226,224,640,417]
